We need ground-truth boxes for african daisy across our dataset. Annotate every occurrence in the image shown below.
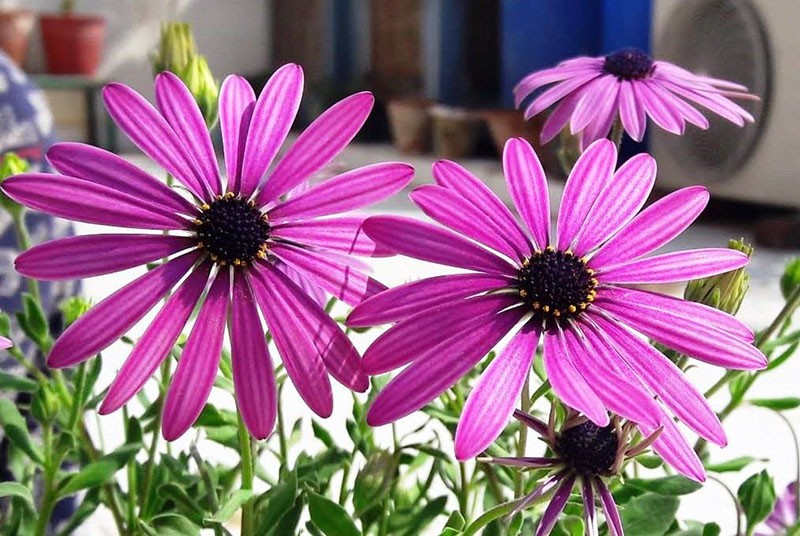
[0,336,10,349]
[515,48,757,149]
[2,64,414,440]
[347,137,766,480]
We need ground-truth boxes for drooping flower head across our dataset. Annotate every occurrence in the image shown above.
[515,47,758,149]
[482,410,662,536]
[348,137,766,481]
[756,482,798,536]
[1,64,414,440]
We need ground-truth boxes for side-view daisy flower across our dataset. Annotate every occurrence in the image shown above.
[482,410,664,536]
[347,137,766,480]
[515,47,757,148]
[2,64,414,440]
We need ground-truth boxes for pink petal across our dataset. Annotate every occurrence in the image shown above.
[571,153,656,256]
[540,88,587,144]
[48,251,200,368]
[571,76,620,134]
[640,418,706,482]
[455,325,539,460]
[639,81,685,134]
[599,248,748,284]
[102,82,208,199]
[363,215,517,276]
[219,75,256,191]
[524,73,600,119]
[16,234,194,280]
[361,294,520,375]
[410,185,523,260]
[346,273,511,327]
[99,262,212,414]
[502,138,551,249]
[514,62,601,107]
[271,217,393,257]
[595,289,766,370]
[162,273,229,440]
[566,324,661,427]
[595,479,624,536]
[47,142,196,215]
[248,266,331,416]
[2,174,189,231]
[542,329,609,426]
[578,88,619,151]
[647,80,710,130]
[274,260,327,308]
[536,474,576,536]
[238,64,304,197]
[0,337,11,349]
[556,139,617,251]
[257,91,375,204]
[582,477,598,536]
[619,80,646,141]
[432,160,532,257]
[367,307,524,426]
[660,80,751,125]
[590,186,709,268]
[251,264,367,392]
[155,72,222,196]
[268,162,414,221]
[589,314,726,446]
[231,271,278,439]
[270,243,385,307]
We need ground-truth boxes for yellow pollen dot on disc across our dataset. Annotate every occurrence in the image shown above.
[546,245,555,252]
[201,203,210,211]
[197,241,204,248]
[579,303,588,310]
[590,278,599,286]
[225,192,235,199]
[248,201,256,208]
[553,309,561,317]
[542,305,550,313]
[568,305,577,314]
[532,301,541,310]
[522,258,531,267]
[193,218,203,226]
[564,249,573,257]
[587,268,596,276]
[586,295,595,302]
[519,289,528,298]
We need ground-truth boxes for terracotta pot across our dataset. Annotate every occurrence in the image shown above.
[40,13,105,76]
[0,9,35,68]
[430,105,482,159]
[387,97,432,154]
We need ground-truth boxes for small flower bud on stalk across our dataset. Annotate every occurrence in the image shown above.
[780,257,800,302]
[152,22,219,128]
[685,238,753,315]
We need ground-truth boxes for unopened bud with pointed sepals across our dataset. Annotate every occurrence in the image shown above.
[180,56,219,128]
[0,152,28,218]
[780,257,800,302]
[685,238,753,315]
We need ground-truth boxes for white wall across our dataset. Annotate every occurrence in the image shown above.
[13,0,271,96]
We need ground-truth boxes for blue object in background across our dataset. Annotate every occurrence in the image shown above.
[500,0,652,107]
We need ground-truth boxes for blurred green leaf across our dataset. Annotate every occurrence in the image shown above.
[308,491,361,536]
[707,456,761,473]
[750,397,800,411]
[738,470,776,535]
[151,513,201,536]
[206,489,254,523]
[619,493,679,536]
[312,420,335,448]
[626,476,702,496]
[0,399,43,464]
[0,371,38,393]
[354,450,399,515]
[255,471,298,534]
[0,482,34,511]
[58,442,141,497]
[398,496,448,536]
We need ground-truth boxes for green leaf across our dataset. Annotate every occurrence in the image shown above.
[312,420,335,448]
[21,293,48,343]
[151,513,201,536]
[353,450,399,514]
[157,482,205,524]
[738,470,776,535]
[0,482,34,511]
[552,516,584,536]
[58,442,141,496]
[0,399,43,464]
[626,476,703,496]
[308,491,361,536]
[255,471,298,534]
[400,496,448,536]
[750,397,800,411]
[706,456,760,473]
[444,511,466,530]
[635,455,663,469]
[206,489,254,523]
[619,493,680,536]
[463,501,519,536]
[269,496,303,536]
[0,371,39,393]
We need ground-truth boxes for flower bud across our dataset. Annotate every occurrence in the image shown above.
[60,297,93,327]
[684,238,753,315]
[0,152,27,218]
[181,56,219,128]
[780,257,800,301]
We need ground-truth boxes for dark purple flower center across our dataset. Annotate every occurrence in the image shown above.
[195,193,270,266]
[557,421,618,476]
[603,48,655,81]
[517,247,597,327]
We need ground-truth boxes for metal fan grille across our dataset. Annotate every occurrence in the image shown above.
[657,0,771,182]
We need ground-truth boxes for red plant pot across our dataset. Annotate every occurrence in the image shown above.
[40,13,105,76]
[0,9,36,67]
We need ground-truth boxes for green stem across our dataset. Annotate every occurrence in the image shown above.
[277,385,288,465]
[33,426,56,536]
[708,474,743,536]
[515,373,531,497]
[6,346,47,383]
[11,211,41,302]
[238,412,255,536]
[190,445,224,536]
[609,118,624,151]
[67,362,87,431]
[458,462,470,521]
[141,357,172,516]
[773,411,800,518]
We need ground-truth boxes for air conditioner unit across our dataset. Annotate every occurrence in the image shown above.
[651,0,800,208]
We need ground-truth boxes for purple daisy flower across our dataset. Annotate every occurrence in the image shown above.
[0,336,10,349]
[482,410,663,536]
[515,47,757,149]
[1,64,414,440]
[347,137,766,480]
[756,482,798,536]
